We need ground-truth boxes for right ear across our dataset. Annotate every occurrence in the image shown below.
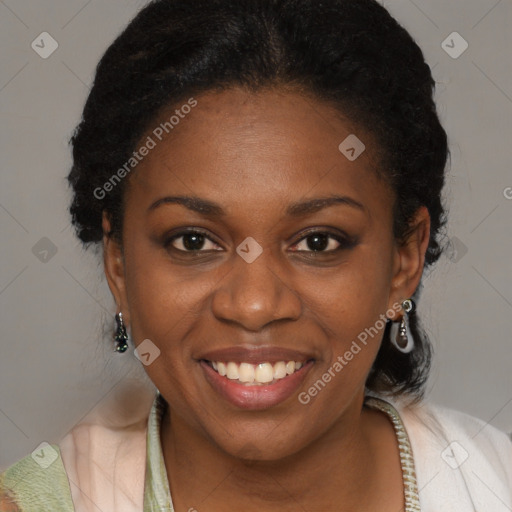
[102,212,130,324]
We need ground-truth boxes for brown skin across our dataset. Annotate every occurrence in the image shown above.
[103,87,430,511]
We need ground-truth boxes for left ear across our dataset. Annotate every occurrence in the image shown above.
[387,206,431,315]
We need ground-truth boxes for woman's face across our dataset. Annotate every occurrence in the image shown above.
[104,87,428,460]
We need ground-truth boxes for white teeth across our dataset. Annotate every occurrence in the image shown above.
[209,360,307,385]
[255,363,274,383]
[273,361,287,379]
[217,362,227,376]
[226,362,239,380]
[238,363,255,383]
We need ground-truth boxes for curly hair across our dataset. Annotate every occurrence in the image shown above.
[67,0,449,399]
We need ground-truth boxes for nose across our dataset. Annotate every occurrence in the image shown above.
[211,249,302,332]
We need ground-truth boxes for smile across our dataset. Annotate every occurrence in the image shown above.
[204,360,306,386]
[200,358,315,410]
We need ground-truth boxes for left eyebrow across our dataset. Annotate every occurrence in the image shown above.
[286,195,366,216]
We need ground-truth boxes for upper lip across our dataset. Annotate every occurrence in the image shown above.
[198,345,316,364]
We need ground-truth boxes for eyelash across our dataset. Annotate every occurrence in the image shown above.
[162,228,356,256]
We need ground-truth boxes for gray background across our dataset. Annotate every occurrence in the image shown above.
[1,0,511,468]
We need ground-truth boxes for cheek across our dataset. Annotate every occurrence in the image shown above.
[293,259,392,416]
[303,247,393,332]
[122,250,215,408]
[125,258,210,347]
[293,249,394,401]
[121,239,234,388]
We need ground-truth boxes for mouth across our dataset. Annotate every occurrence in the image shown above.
[201,359,313,386]
[197,346,316,410]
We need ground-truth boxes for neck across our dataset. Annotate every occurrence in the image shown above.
[160,395,388,511]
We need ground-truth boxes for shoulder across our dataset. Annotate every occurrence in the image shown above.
[400,399,512,461]
[395,399,512,510]
[0,444,75,511]
[54,384,155,512]
[0,382,155,512]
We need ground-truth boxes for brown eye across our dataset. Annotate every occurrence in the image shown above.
[290,230,355,254]
[298,233,335,252]
[164,230,222,253]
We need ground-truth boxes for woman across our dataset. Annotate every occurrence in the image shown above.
[1,0,511,510]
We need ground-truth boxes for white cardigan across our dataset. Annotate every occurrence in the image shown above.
[53,384,512,512]
[393,397,512,510]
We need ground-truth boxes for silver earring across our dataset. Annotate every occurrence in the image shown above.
[389,299,415,353]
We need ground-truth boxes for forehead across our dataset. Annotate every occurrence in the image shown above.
[126,87,391,217]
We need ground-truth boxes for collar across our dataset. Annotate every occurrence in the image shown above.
[143,392,174,511]
[141,393,415,511]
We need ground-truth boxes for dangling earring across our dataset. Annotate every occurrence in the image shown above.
[389,299,415,353]
[114,312,129,353]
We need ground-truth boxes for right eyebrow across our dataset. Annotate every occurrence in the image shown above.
[147,196,226,217]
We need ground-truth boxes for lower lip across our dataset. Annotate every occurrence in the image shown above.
[200,360,314,410]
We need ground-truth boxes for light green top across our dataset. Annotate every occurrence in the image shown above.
[0,393,172,511]
[0,393,418,511]
[142,392,174,511]
[0,440,76,511]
